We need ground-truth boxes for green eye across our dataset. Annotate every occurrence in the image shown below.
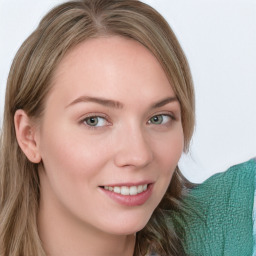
[148,114,173,125]
[149,115,163,124]
[85,117,98,126]
[84,116,107,127]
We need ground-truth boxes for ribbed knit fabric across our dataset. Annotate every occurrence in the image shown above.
[253,159,256,256]
[182,158,256,256]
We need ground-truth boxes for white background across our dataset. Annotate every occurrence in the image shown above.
[0,0,255,182]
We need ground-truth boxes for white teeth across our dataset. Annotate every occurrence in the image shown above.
[129,186,137,195]
[104,184,148,195]
[138,185,143,193]
[114,186,121,193]
[121,186,129,195]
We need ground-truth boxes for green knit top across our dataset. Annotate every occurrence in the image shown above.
[182,158,256,256]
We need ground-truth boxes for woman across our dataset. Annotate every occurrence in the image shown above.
[0,0,194,255]
[1,1,255,256]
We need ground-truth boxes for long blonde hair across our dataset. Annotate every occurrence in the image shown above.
[0,0,195,255]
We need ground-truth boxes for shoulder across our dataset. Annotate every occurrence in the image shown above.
[191,158,255,202]
[182,158,256,256]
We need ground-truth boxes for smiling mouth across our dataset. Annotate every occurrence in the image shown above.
[101,184,149,196]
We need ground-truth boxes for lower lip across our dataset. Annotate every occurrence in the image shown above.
[100,184,153,206]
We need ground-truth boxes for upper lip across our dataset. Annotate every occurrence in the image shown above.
[99,181,154,187]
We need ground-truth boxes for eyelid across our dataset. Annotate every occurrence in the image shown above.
[148,111,176,121]
[78,111,177,129]
[147,112,176,127]
[80,113,111,128]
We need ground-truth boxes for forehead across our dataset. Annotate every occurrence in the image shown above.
[49,36,174,105]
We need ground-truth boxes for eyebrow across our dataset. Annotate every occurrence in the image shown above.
[66,95,178,109]
[151,96,178,108]
[66,96,124,109]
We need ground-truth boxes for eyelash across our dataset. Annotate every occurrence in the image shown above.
[81,114,110,130]
[147,113,175,126]
[81,112,175,129]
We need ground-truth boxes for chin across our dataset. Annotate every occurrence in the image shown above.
[101,212,152,236]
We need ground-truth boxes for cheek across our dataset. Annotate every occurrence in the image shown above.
[151,127,184,200]
[38,128,113,217]
[38,124,110,183]
[154,127,184,170]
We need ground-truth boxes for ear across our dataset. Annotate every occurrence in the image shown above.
[14,109,41,163]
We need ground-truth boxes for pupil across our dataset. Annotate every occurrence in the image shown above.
[88,117,98,126]
[151,115,162,124]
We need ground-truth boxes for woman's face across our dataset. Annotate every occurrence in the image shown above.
[36,36,184,236]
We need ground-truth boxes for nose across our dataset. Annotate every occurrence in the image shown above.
[113,126,153,169]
